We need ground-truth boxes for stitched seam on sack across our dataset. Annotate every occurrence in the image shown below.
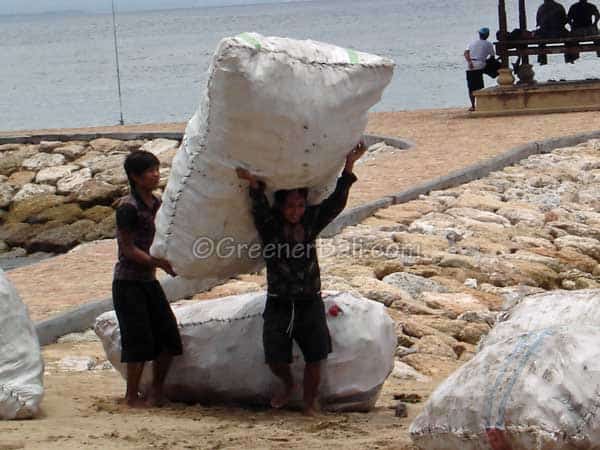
[232,35,392,68]
[161,66,216,259]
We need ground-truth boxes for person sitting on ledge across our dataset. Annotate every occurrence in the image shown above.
[236,141,366,416]
[568,0,600,57]
[535,0,576,64]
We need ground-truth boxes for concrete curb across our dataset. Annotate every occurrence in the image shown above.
[33,129,600,345]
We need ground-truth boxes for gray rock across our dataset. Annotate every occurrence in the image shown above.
[87,154,126,175]
[73,180,121,206]
[56,168,92,195]
[0,184,14,209]
[457,311,498,326]
[35,165,78,185]
[21,153,66,171]
[94,167,127,185]
[6,171,36,189]
[0,146,37,176]
[53,143,88,159]
[383,272,448,299]
[0,240,8,253]
[26,219,95,253]
[39,141,64,152]
[12,183,56,202]
[140,138,179,156]
[89,138,125,154]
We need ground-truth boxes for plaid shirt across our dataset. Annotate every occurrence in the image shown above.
[113,193,161,281]
[249,171,357,301]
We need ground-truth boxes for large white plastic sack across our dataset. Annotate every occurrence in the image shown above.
[480,289,600,349]
[0,269,44,420]
[151,33,394,279]
[410,289,600,450]
[95,291,396,411]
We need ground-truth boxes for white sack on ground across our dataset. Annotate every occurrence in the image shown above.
[411,289,600,450]
[0,269,44,420]
[480,289,600,349]
[151,33,394,279]
[95,291,396,411]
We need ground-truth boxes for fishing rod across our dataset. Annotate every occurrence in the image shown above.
[111,0,125,125]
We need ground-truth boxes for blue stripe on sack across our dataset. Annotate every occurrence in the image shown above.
[484,335,529,428]
[495,329,555,428]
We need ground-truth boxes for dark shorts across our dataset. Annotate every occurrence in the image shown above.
[262,296,332,365]
[466,69,485,93]
[112,280,183,363]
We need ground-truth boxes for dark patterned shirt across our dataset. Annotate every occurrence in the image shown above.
[249,171,357,301]
[113,193,161,281]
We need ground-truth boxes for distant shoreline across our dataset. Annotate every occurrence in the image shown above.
[0,0,317,18]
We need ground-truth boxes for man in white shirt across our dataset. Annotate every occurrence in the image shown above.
[464,27,496,111]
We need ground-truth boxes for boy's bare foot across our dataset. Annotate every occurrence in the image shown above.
[146,388,169,407]
[270,383,298,409]
[302,401,321,417]
[125,396,149,409]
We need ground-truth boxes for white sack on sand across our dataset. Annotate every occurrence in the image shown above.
[411,289,600,450]
[95,291,396,412]
[0,269,44,420]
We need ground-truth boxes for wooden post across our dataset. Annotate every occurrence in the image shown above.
[519,0,530,65]
[497,0,515,86]
[498,0,509,67]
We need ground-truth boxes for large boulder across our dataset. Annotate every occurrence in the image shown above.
[26,219,96,253]
[0,147,38,177]
[12,183,56,203]
[0,184,14,209]
[21,153,66,171]
[72,180,121,206]
[0,269,44,419]
[95,291,396,411]
[35,165,78,185]
[56,168,92,195]
[151,33,393,281]
[6,194,67,223]
[410,289,600,450]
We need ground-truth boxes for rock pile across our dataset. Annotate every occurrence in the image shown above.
[0,138,178,257]
[308,138,600,382]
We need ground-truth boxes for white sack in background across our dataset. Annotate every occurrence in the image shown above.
[0,269,44,420]
[480,289,600,349]
[95,291,396,411]
[411,289,600,449]
[151,32,394,279]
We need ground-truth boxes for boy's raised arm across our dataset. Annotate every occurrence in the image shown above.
[310,141,366,235]
[237,168,276,239]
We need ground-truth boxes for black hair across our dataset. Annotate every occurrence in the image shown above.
[273,188,309,211]
[123,150,160,197]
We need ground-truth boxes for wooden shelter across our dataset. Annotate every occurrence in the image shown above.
[495,0,600,83]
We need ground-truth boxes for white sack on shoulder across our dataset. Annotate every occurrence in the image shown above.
[150,33,394,279]
[0,269,44,420]
[95,291,396,412]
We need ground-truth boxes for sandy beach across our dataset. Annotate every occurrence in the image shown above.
[2,108,600,449]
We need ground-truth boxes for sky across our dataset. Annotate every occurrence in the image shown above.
[0,0,302,15]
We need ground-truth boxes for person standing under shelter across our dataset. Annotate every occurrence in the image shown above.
[464,27,495,112]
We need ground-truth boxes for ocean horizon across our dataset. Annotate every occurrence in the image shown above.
[2,0,599,131]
